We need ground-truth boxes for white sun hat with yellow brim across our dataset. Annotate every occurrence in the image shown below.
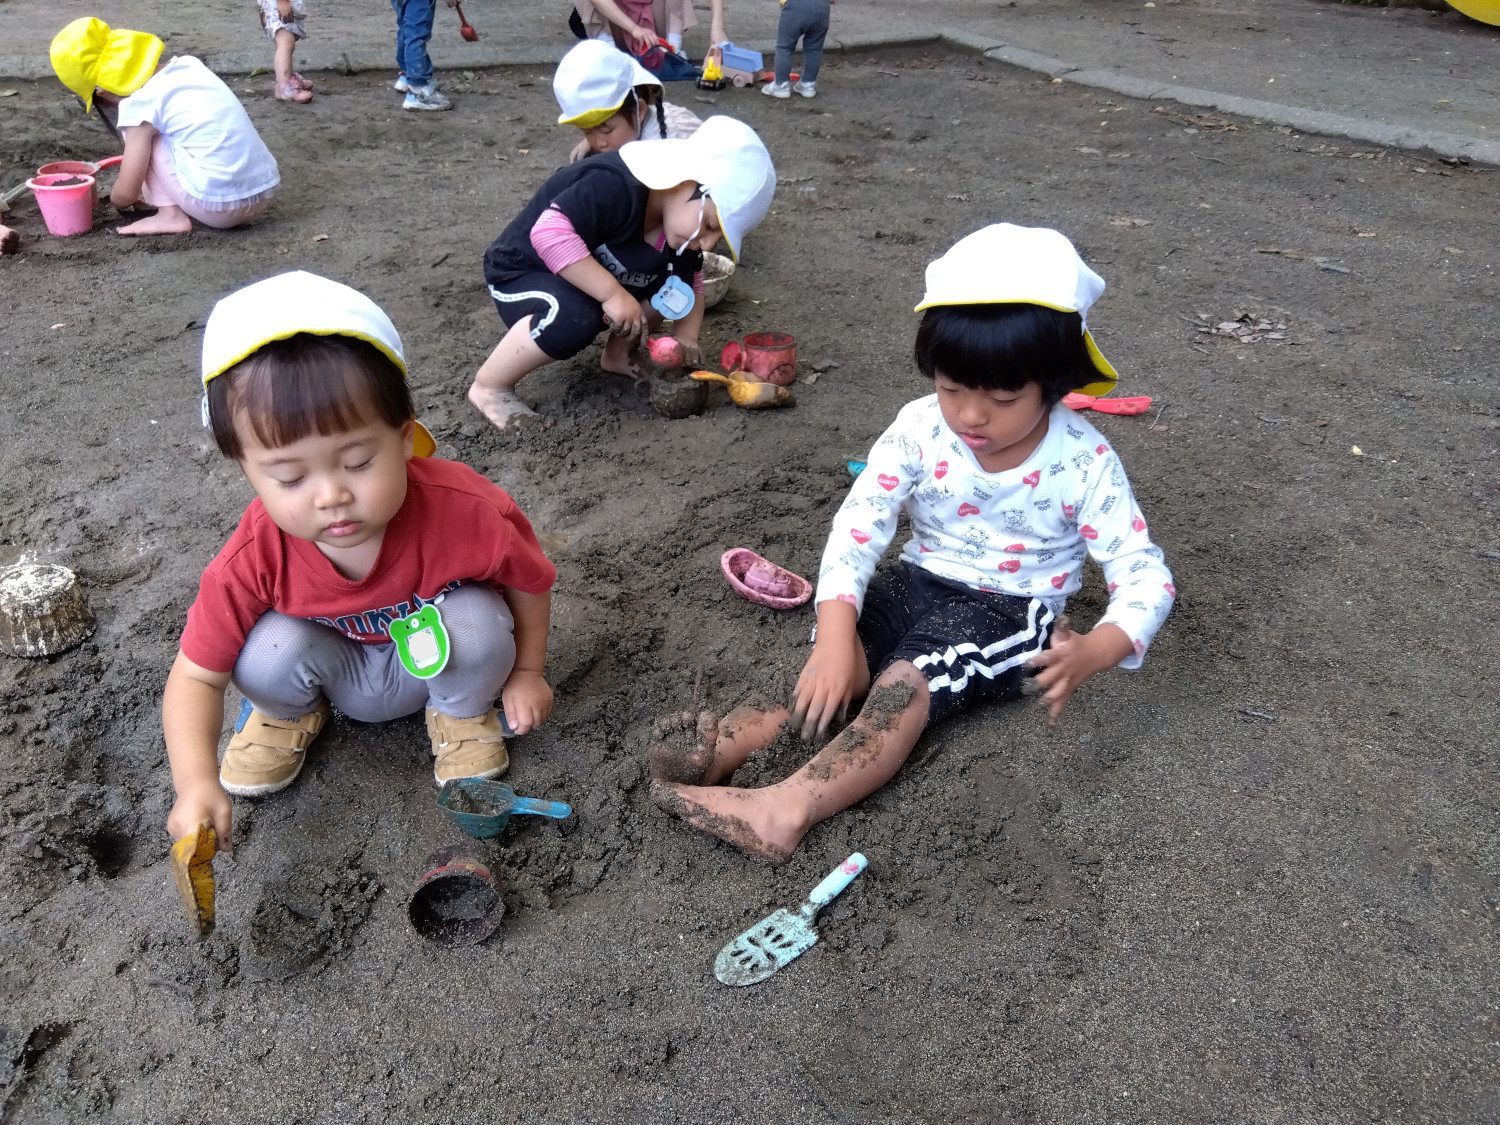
[200,271,437,457]
[617,115,776,263]
[915,223,1119,398]
[554,39,661,129]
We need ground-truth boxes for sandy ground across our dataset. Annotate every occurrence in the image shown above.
[1,43,1498,1125]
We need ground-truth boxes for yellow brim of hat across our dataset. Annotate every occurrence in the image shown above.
[559,99,628,129]
[50,19,163,112]
[911,297,1119,397]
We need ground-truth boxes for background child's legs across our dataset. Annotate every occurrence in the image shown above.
[232,585,516,724]
[274,28,299,89]
[774,0,831,85]
[796,0,830,85]
[391,0,437,87]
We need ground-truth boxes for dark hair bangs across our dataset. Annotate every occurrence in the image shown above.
[207,334,414,460]
[914,304,1099,405]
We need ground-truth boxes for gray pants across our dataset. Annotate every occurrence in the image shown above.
[233,583,516,723]
[774,0,830,85]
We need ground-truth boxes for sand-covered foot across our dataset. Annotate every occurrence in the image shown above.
[116,208,192,236]
[468,384,537,430]
[648,710,718,784]
[599,337,649,383]
[649,779,806,864]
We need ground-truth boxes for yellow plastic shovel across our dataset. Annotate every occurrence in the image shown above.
[689,369,795,409]
[171,823,217,939]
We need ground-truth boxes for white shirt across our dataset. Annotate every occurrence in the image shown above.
[117,56,280,206]
[815,395,1176,668]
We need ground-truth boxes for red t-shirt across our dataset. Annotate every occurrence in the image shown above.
[180,457,557,673]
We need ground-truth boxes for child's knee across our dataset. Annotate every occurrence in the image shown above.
[438,586,517,670]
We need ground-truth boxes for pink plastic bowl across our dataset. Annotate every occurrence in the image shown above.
[721,548,812,609]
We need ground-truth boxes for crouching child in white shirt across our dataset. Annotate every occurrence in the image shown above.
[649,223,1176,862]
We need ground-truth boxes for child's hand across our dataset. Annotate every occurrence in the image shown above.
[626,23,656,53]
[167,778,232,849]
[673,336,702,368]
[568,138,592,164]
[791,601,868,739]
[603,292,649,345]
[277,0,293,19]
[1026,618,1133,724]
[502,669,553,736]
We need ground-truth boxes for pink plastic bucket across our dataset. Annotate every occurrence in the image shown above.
[36,156,121,209]
[721,331,797,386]
[26,173,97,237]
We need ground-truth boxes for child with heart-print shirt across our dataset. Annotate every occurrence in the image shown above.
[648,224,1175,863]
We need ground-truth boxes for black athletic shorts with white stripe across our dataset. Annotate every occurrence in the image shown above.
[857,562,1055,724]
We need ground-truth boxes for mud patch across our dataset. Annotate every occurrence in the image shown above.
[241,867,379,982]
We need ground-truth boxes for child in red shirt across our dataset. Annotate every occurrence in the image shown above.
[163,271,556,847]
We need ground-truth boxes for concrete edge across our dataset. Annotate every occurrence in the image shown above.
[3,27,1495,165]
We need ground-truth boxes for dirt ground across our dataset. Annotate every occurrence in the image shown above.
[1,46,1497,1124]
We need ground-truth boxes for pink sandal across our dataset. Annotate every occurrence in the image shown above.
[274,81,313,103]
[291,72,314,91]
[721,549,812,609]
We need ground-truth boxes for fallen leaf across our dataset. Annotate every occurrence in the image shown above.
[1314,258,1351,274]
[249,67,267,77]
[0,90,18,98]
[1442,246,1464,255]
[1076,146,1102,155]
[313,233,329,241]
[946,193,970,202]
[1354,230,1376,238]
[1351,446,1364,456]
[517,149,530,155]
[1108,217,1152,227]
[49,323,66,330]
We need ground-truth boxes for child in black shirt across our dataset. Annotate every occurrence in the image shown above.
[471,116,775,429]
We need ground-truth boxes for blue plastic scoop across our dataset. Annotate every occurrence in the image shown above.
[437,778,572,839]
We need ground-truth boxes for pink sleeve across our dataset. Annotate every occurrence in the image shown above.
[530,206,592,273]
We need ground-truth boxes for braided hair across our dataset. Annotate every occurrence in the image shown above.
[632,85,669,139]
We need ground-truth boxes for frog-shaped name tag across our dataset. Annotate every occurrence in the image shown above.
[650,273,697,321]
[389,603,450,679]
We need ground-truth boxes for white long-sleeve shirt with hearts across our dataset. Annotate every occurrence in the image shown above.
[815,395,1175,669]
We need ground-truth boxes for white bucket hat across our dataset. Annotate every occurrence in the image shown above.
[553,39,661,129]
[915,223,1118,397]
[617,115,776,262]
[201,270,436,455]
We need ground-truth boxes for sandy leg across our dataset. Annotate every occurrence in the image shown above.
[116,205,193,235]
[468,316,550,429]
[652,664,928,861]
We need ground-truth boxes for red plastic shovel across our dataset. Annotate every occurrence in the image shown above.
[1062,392,1154,416]
[455,2,479,40]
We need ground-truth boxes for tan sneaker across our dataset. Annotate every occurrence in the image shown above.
[426,707,509,785]
[219,700,331,796]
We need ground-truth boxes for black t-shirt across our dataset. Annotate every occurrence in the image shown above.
[483,151,702,293]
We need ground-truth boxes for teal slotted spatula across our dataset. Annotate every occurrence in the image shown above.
[714,853,868,986]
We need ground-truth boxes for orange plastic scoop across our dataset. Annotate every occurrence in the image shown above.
[171,823,217,939]
[690,369,794,409]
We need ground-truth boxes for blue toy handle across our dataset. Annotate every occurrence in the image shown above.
[807,852,867,910]
[510,796,572,820]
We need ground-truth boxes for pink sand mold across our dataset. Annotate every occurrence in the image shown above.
[721,548,812,609]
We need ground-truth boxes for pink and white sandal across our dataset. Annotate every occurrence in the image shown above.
[274,81,312,103]
[291,72,314,91]
[721,549,812,609]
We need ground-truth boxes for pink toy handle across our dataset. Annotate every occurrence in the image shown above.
[1062,392,1154,416]
[93,155,124,171]
[807,852,867,911]
[720,341,745,372]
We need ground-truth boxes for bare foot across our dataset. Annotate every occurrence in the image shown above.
[598,336,648,382]
[0,224,18,255]
[468,383,537,429]
[648,710,718,784]
[650,779,808,863]
[116,207,192,236]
